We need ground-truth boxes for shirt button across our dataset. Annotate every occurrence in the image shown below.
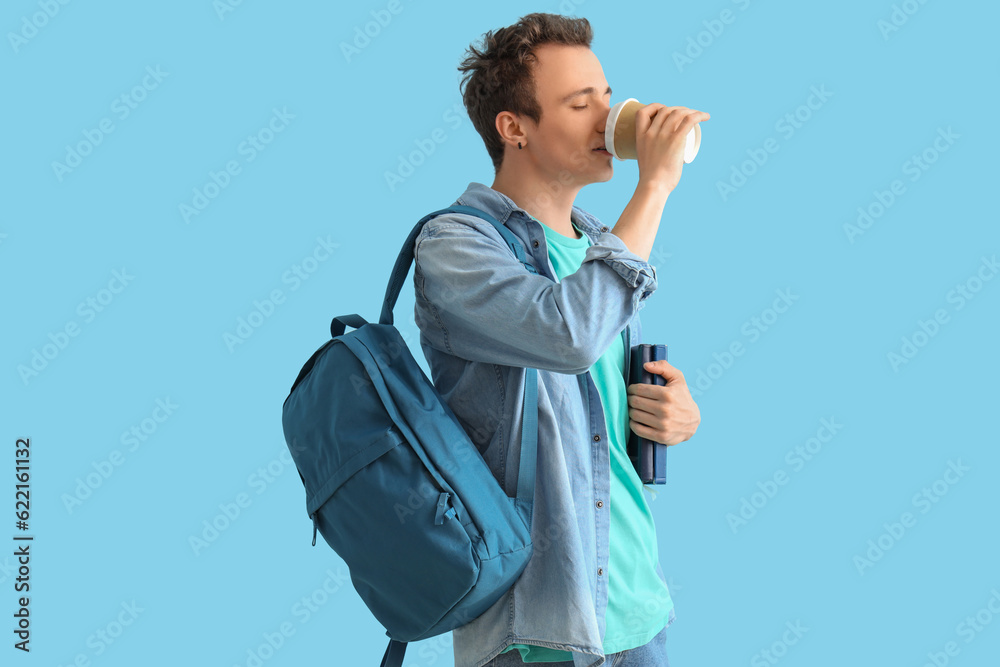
[533,240,539,247]
[593,434,600,442]
[597,568,603,576]
[596,500,603,508]
[601,226,608,232]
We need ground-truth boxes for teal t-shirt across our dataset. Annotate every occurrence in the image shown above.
[501,217,673,662]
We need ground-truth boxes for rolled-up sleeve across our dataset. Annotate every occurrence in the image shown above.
[412,214,657,374]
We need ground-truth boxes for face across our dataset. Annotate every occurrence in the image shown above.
[514,43,614,184]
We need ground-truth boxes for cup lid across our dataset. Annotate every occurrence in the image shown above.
[605,98,638,161]
[684,123,702,164]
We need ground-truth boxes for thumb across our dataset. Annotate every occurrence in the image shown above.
[643,359,681,381]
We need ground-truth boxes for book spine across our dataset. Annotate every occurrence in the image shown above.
[628,344,669,484]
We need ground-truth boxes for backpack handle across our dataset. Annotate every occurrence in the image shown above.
[331,313,369,338]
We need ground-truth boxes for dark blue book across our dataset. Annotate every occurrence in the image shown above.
[627,344,668,484]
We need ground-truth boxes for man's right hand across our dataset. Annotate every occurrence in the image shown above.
[634,104,711,196]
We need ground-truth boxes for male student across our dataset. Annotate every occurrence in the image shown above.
[412,12,708,667]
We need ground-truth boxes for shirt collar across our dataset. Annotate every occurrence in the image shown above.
[455,181,605,238]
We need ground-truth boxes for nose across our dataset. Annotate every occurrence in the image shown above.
[597,107,610,134]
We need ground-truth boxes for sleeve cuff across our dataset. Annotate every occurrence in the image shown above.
[584,230,659,299]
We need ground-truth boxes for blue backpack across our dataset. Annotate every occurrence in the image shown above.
[281,205,540,667]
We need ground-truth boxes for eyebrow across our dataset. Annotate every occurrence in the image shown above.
[560,85,613,104]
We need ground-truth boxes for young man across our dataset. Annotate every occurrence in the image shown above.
[412,12,708,667]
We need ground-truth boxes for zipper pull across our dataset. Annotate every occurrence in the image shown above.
[310,512,318,546]
[434,492,457,525]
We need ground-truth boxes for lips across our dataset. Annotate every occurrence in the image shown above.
[593,147,611,156]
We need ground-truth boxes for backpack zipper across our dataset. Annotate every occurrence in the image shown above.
[434,492,457,525]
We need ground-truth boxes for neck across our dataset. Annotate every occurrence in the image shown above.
[491,165,583,239]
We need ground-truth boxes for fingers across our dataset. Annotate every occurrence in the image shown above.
[634,103,656,133]
[638,105,708,138]
[642,104,679,131]
[678,110,710,132]
[649,106,673,133]
[635,103,668,132]
[665,108,708,135]
[628,383,674,408]
[628,401,663,425]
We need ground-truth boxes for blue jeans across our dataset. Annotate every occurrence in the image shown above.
[484,625,670,667]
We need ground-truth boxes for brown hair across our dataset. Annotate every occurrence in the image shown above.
[457,12,594,173]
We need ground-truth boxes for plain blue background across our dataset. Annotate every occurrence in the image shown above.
[3,1,998,665]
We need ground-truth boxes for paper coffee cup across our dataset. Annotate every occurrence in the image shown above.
[605,98,702,164]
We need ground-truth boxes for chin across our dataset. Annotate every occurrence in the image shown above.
[592,169,614,184]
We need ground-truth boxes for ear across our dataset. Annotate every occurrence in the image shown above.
[495,111,526,152]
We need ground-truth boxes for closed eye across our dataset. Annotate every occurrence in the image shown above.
[572,106,587,110]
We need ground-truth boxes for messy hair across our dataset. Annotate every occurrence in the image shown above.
[457,13,594,173]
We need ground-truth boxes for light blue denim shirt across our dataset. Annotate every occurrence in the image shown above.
[412,182,675,667]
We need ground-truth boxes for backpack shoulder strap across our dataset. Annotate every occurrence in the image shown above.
[376,203,539,523]
[378,204,536,326]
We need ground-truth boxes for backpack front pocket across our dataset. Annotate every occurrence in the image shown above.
[312,426,481,642]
